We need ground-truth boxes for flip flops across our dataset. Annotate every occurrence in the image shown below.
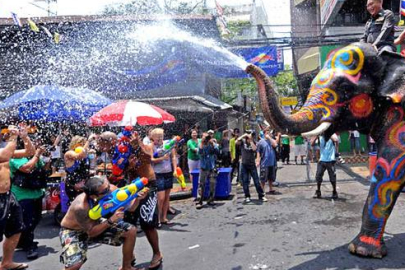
[148,257,163,270]
[6,263,29,270]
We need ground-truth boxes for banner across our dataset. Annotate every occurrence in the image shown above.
[233,46,279,77]
[27,18,40,32]
[10,12,22,27]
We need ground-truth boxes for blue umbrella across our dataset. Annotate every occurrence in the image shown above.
[0,85,112,122]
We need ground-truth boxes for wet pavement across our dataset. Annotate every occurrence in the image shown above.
[3,163,405,270]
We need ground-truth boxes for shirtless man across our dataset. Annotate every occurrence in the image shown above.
[98,131,163,269]
[59,176,146,270]
[96,132,120,184]
[127,131,163,270]
[0,124,35,270]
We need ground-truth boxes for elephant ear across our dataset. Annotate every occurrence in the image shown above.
[378,51,405,103]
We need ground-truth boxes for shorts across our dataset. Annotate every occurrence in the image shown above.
[59,221,132,268]
[156,172,174,192]
[294,144,306,156]
[125,185,159,229]
[351,137,361,151]
[260,166,276,183]
[188,159,200,172]
[51,158,63,169]
[0,192,25,242]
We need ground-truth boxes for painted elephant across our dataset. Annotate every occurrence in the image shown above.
[246,42,405,258]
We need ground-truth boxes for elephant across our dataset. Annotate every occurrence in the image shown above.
[246,42,405,258]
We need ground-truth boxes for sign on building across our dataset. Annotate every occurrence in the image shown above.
[280,97,298,106]
[277,48,284,71]
[320,0,344,29]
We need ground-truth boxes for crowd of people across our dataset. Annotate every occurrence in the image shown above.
[0,121,319,269]
[0,118,380,270]
[0,1,397,267]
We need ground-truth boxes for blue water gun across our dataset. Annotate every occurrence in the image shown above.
[153,136,184,158]
[111,126,133,180]
[88,177,149,220]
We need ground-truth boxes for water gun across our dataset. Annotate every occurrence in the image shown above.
[153,136,184,158]
[111,126,133,179]
[174,167,186,189]
[88,177,149,220]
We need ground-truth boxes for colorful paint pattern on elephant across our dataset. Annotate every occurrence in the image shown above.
[293,45,366,122]
[366,107,405,244]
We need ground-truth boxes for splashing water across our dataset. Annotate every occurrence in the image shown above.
[1,17,249,107]
[129,21,249,70]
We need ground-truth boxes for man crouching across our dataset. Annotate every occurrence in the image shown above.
[59,176,147,270]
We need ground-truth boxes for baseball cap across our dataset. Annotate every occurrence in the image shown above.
[207,130,214,134]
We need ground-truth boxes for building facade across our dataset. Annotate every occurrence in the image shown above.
[291,0,401,94]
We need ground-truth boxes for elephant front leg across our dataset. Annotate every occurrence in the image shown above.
[348,172,404,258]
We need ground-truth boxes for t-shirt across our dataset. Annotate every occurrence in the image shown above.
[294,135,304,145]
[10,158,45,201]
[51,145,61,159]
[221,138,230,154]
[152,141,173,174]
[187,139,201,161]
[350,131,360,138]
[143,136,151,145]
[214,131,222,143]
[257,139,275,167]
[319,136,336,162]
[230,137,236,160]
[281,135,290,145]
[241,139,256,166]
[199,144,218,170]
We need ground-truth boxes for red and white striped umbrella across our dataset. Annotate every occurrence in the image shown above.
[89,100,175,126]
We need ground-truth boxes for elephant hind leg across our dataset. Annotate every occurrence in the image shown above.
[348,233,387,258]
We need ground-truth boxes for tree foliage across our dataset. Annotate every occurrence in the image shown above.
[221,65,299,105]
[223,20,251,40]
[273,65,299,97]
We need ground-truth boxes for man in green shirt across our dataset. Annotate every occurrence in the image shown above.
[10,145,48,260]
[187,130,201,185]
[294,135,306,165]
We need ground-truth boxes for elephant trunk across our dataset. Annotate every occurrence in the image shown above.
[246,64,325,136]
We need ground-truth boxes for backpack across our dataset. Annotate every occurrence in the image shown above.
[12,166,50,189]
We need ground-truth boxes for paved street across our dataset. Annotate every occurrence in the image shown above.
[4,163,405,270]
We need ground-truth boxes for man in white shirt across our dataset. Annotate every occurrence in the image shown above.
[349,130,361,156]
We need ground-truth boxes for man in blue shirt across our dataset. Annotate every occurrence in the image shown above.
[196,132,219,209]
[256,129,279,194]
[313,134,339,199]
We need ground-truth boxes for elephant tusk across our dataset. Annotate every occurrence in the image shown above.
[301,122,332,137]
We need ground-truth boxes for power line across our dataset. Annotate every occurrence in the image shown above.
[29,1,57,16]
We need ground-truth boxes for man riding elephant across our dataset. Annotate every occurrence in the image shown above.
[246,42,405,258]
